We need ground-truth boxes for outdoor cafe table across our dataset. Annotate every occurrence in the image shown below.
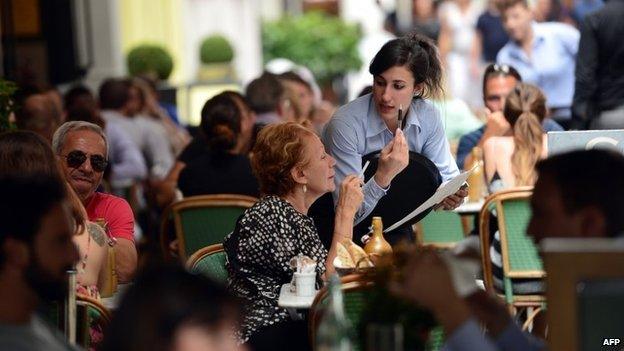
[278,283,317,309]
[278,283,318,320]
[453,199,485,234]
[453,199,484,215]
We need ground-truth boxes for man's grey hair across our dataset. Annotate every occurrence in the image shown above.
[52,121,108,157]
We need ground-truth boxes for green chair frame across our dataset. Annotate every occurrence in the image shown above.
[479,187,546,308]
[160,194,257,261]
[309,275,444,351]
[415,210,466,248]
[186,243,228,283]
[309,275,373,351]
[75,294,112,349]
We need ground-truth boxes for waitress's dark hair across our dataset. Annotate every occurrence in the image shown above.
[369,32,443,99]
[200,91,242,153]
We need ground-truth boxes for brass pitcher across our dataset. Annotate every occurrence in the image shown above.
[364,217,392,257]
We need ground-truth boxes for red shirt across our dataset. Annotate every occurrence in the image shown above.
[85,192,135,242]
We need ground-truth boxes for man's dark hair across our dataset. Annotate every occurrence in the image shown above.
[279,71,313,92]
[536,149,624,237]
[482,63,523,97]
[496,0,529,13]
[13,94,61,132]
[98,78,132,110]
[99,264,239,351]
[64,85,105,128]
[245,72,284,114]
[369,32,444,99]
[64,84,94,111]
[0,175,66,267]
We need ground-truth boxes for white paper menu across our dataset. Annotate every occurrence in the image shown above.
[384,169,474,233]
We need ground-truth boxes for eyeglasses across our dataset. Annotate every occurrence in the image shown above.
[61,150,108,173]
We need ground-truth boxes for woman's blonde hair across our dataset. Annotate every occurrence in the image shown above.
[504,83,547,186]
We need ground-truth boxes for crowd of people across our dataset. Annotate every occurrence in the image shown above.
[1,0,624,348]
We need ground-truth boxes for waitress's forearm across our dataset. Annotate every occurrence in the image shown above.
[353,177,388,225]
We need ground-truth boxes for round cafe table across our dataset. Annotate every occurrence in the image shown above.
[453,199,485,215]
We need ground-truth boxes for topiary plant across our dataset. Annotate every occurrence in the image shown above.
[200,35,234,64]
[262,11,362,84]
[0,78,17,133]
[126,44,174,80]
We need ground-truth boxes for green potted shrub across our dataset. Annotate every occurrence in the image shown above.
[262,11,362,87]
[126,44,174,81]
[198,34,235,82]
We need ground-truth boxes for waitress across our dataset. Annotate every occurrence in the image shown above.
[323,33,467,236]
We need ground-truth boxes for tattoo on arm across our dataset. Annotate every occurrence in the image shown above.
[87,222,106,246]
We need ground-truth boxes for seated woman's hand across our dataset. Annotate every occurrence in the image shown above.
[336,175,364,217]
[374,129,409,188]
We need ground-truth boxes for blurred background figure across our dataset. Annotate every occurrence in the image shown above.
[133,77,190,156]
[245,72,288,128]
[456,64,562,170]
[438,0,483,108]
[99,264,244,351]
[572,0,624,130]
[472,0,509,74]
[496,0,579,129]
[177,92,259,198]
[0,131,109,300]
[570,0,603,26]
[0,175,80,351]
[278,72,315,124]
[64,85,147,190]
[483,83,548,190]
[532,0,574,24]
[13,91,61,144]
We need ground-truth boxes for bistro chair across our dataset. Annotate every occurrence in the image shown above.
[309,275,444,351]
[76,294,112,350]
[186,243,228,284]
[415,210,466,249]
[309,275,373,351]
[160,194,257,261]
[479,187,546,311]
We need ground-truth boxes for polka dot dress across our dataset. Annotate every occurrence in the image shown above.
[223,195,328,343]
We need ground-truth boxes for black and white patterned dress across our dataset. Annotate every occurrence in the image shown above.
[223,195,328,343]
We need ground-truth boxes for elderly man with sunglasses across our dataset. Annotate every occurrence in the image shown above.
[53,121,137,283]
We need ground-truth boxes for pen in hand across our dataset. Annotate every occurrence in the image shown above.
[359,160,371,179]
[397,104,404,131]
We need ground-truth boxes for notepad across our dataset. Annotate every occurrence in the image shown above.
[384,168,474,233]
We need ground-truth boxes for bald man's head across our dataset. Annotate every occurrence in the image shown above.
[14,94,62,143]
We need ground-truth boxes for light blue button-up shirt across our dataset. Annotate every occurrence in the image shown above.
[322,94,460,224]
[442,318,545,351]
[497,22,579,117]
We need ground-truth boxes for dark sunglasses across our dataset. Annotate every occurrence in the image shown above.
[484,63,521,81]
[486,64,511,74]
[62,150,108,173]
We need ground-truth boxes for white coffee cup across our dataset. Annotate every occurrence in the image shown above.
[294,272,316,296]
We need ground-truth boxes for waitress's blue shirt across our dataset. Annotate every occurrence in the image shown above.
[322,94,459,224]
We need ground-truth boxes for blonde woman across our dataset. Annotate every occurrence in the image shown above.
[483,83,549,192]
[483,83,548,295]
